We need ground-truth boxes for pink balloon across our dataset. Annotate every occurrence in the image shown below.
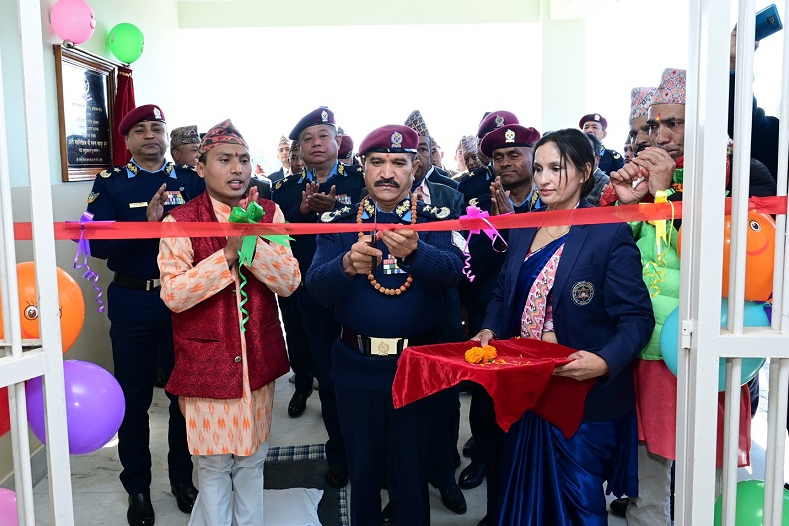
[0,488,17,524]
[26,360,125,455]
[50,0,96,45]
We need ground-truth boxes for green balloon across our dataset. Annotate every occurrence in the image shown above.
[107,23,144,63]
[713,480,789,525]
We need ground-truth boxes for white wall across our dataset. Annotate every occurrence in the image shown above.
[0,0,181,485]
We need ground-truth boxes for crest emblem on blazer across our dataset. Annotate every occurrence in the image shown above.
[571,281,594,306]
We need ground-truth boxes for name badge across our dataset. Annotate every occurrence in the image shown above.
[129,202,148,208]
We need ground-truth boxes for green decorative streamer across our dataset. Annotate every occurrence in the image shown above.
[229,201,266,332]
[227,201,296,332]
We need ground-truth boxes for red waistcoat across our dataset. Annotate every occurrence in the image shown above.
[165,191,289,399]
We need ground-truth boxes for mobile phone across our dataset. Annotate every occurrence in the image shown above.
[755,4,783,41]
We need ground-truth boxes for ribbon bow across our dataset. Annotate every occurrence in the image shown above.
[72,211,105,313]
[228,201,293,331]
[644,191,675,297]
[458,205,508,282]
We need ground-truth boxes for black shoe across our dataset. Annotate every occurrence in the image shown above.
[325,464,348,488]
[477,515,492,526]
[609,497,628,517]
[462,436,475,458]
[288,390,310,418]
[382,500,397,524]
[170,482,198,514]
[438,481,467,514]
[458,460,485,489]
[127,492,155,526]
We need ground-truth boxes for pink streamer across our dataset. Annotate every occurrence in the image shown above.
[458,205,509,282]
[71,211,106,313]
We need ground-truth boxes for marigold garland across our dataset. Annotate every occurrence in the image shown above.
[465,345,498,364]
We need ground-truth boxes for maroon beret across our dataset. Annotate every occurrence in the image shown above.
[338,135,354,157]
[358,125,418,156]
[119,104,165,136]
[479,124,541,158]
[579,113,607,130]
[289,107,336,140]
[477,110,519,140]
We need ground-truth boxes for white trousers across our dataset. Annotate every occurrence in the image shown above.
[626,442,672,526]
[188,441,268,526]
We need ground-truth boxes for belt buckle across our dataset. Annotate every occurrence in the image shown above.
[145,279,161,291]
[369,337,407,356]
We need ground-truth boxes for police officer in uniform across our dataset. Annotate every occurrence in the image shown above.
[306,124,464,526]
[86,105,202,526]
[272,107,366,488]
[459,122,543,526]
[457,111,519,204]
[579,113,624,175]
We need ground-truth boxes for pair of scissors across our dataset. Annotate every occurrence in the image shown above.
[370,203,378,269]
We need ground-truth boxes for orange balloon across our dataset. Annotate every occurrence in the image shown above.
[724,212,776,301]
[678,212,775,301]
[13,262,85,352]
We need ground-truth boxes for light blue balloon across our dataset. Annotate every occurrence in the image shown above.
[660,301,768,391]
[660,306,680,375]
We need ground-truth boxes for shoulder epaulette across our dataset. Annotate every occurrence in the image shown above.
[455,170,472,183]
[174,164,197,172]
[468,194,491,208]
[417,202,451,220]
[344,164,365,178]
[320,205,354,223]
[274,172,302,191]
[98,165,127,178]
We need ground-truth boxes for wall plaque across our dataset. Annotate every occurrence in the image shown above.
[54,44,117,182]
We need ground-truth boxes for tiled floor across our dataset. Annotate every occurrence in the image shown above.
[29,367,776,525]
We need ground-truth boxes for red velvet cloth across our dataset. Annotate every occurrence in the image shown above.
[112,67,136,165]
[392,338,594,437]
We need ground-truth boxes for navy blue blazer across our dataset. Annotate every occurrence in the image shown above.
[482,205,655,422]
[429,167,459,189]
[425,178,464,218]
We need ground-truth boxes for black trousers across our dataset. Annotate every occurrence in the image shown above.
[336,372,431,526]
[296,288,346,470]
[469,383,503,521]
[110,318,193,495]
[277,293,314,394]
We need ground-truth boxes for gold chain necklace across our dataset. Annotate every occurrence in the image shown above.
[544,226,569,240]
[356,196,418,296]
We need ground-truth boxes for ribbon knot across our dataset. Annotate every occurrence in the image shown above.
[645,191,675,297]
[72,211,105,313]
[228,202,267,332]
[458,205,509,282]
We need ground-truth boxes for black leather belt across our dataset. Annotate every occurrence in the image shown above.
[340,327,436,357]
[113,272,161,292]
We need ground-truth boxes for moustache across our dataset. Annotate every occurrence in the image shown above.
[374,179,400,188]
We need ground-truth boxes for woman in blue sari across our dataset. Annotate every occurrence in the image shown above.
[475,128,655,525]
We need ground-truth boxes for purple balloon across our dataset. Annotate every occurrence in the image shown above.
[26,360,125,455]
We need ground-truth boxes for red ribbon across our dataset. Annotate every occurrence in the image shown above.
[12,196,788,241]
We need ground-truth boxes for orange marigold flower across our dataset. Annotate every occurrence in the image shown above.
[465,345,497,364]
